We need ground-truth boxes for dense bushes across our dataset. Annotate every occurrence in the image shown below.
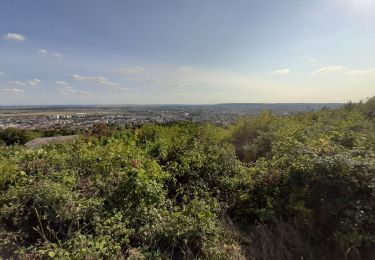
[1,100,375,259]
[0,128,39,145]
[360,97,375,118]
[0,127,81,146]
[231,153,375,258]
[233,111,273,163]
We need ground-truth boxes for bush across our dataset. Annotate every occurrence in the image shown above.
[1,100,375,259]
[0,128,33,145]
[233,111,273,162]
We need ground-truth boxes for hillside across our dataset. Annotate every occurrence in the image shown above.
[0,98,374,259]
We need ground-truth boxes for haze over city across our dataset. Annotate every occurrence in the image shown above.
[0,0,374,105]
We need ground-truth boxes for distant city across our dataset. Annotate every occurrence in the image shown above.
[0,103,342,130]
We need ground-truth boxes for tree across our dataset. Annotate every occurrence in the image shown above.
[232,111,273,162]
[91,123,110,136]
[0,128,30,145]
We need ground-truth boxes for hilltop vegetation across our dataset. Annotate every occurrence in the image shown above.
[0,98,374,259]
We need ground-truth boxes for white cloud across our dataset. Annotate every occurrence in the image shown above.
[59,86,89,95]
[71,74,126,90]
[127,77,163,83]
[71,74,87,81]
[55,81,89,95]
[8,79,41,87]
[72,75,118,87]
[38,49,49,55]
[116,87,130,91]
[311,66,375,76]
[0,88,25,93]
[37,49,63,58]
[28,79,41,86]
[180,66,193,71]
[3,33,25,41]
[273,68,291,75]
[9,80,26,86]
[41,91,53,96]
[346,68,375,76]
[55,81,69,86]
[120,66,145,74]
[164,83,196,88]
[53,52,63,58]
[0,71,3,76]
[312,66,346,74]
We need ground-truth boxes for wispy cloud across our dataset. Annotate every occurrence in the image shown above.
[53,52,63,58]
[312,66,346,74]
[116,87,130,91]
[273,68,291,75]
[59,86,89,95]
[9,79,41,87]
[312,66,375,76]
[55,81,89,95]
[120,66,145,74]
[37,49,63,58]
[346,68,375,76]
[120,66,161,83]
[8,80,26,86]
[0,88,25,94]
[180,66,193,72]
[37,49,49,55]
[3,33,25,41]
[127,77,163,83]
[164,83,197,88]
[28,79,41,86]
[71,74,128,91]
[55,81,69,86]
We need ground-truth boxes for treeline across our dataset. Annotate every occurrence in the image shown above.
[0,128,79,146]
[0,98,374,259]
[0,123,114,146]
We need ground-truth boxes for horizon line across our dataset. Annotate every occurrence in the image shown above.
[0,102,345,108]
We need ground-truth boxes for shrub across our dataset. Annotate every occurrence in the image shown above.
[233,111,273,162]
[1,101,375,259]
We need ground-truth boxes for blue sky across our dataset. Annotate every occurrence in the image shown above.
[0,0,374,105]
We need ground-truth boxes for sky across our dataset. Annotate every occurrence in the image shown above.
[0,0,374,105]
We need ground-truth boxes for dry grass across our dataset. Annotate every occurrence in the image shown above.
[25,135,79,148]
[221,216,354,260]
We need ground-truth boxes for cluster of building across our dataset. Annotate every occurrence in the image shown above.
[0,103,342,130]
[0,110,237,130]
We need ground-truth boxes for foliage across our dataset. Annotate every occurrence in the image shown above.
[0,128,41,145]
[1,98,375,259]
[233,111,273,163]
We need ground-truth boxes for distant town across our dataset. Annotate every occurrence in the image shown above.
[0,103,342,130]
